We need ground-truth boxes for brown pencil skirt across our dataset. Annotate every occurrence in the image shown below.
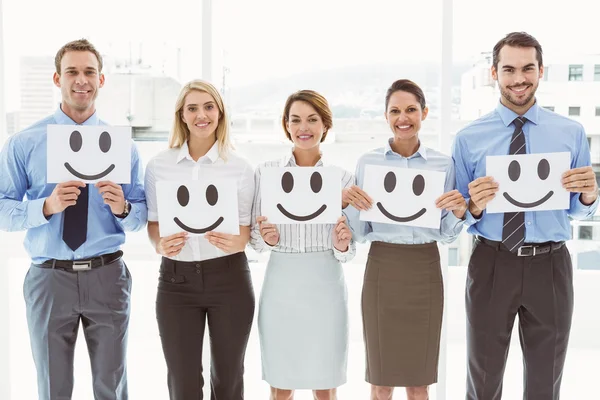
[362,241,443,387]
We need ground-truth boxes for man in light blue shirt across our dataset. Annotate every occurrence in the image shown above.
[0,39,147,400]
[452,32,598,400]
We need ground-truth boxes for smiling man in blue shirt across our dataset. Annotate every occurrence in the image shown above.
[0,39,147,400]
[452,32,598,400]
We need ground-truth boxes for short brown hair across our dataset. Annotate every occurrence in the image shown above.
[385,79,426,111]
[282,90,333,143]
[493,32,543,70]
[55,39,103,74]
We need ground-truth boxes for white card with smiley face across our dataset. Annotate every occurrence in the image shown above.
[156,180,240,237]
[486,152,570,213]
[261,167,342,224]
[359,164,445,229]
[47,124,131,184]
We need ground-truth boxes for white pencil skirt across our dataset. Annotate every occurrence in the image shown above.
[258,250,349,390]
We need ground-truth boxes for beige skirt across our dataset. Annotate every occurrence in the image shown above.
[362,241,443,387]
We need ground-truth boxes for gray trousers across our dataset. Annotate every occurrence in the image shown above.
[23,259,132,400]
[466,239,573,400]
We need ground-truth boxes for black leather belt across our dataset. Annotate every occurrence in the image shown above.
[38,250,123,271]
[476,236,564,257]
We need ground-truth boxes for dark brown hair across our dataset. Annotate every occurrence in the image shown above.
[385,79,426,111]
[493,32,543,70]
[282,90,333,143]
[54,38,103,74]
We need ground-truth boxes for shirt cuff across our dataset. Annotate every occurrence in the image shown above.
[28,197,52,226]
[115,202,143,231]
[573,192,600,218]
[464,207,482,227]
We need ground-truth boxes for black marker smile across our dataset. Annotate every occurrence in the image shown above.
[276,204,327,222]
[173,216,224,234]
[64,162,115,180]
[377,202,427,222]
[503,191,554,208]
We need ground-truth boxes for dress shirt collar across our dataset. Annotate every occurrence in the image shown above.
[53,104,100,126]
[176,140,220,164]
[496,99,540,127]
[384,138,428,160]
[282,147,324,167]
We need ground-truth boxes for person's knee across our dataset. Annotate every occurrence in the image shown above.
[313,388,335,400]
[406,385,429,400]
[372,385,393,399]
[271,387,294,400]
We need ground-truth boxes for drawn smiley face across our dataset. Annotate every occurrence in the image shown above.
[502,158,554,208]
[173,184,224,233]
[376,171,427,222]
[276,171,327,221]
[64,130,116,180]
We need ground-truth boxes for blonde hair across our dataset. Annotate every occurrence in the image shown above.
[168,79,233,159]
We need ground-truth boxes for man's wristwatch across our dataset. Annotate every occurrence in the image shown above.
[115,200,131,218]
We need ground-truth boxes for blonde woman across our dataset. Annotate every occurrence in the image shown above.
[145,80,255,399]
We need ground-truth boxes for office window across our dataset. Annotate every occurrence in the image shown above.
[543,65,549,81]
[569,106,581,116]
[569,64,584,81]
[596,106,600,116]
[595,65,600,81]
[543,106,555,112]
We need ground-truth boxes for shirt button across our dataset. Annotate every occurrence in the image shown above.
[170,278,175,283]
[196,270,201,274]
[527,221,532,226]
[196,264,200,268]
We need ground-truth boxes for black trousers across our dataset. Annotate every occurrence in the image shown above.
[156,252,255,400]
[465,239,574,400]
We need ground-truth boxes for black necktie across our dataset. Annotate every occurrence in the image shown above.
[62,184,88,251]
[501,116,527,252]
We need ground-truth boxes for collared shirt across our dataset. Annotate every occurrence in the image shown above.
[452,100,599,242]
[249,149,356,263]
[345,139,464,245]
[0,106,147,264]
[145,140,255,262]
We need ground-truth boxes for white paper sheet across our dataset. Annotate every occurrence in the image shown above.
[486,152,570,213]
[47,124,131,184]
[359,164,445,229]
[156,179,240,237]
[260,166,342,224]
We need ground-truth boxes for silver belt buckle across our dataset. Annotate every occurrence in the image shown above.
[517,245,535,257]
[72,260,92,271]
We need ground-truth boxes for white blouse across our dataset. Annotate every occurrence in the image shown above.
[250,150,356,263]
[145,141,255,261]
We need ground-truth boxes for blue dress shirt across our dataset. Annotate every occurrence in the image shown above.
[0,106,147,263]
[345,139,464,244]
[452,101,599,242]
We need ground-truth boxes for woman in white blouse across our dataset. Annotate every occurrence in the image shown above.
[250,90,354,400]
[144,79,255,400]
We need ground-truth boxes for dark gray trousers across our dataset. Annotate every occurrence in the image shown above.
[24,259,132,400]
[466,239,573,400]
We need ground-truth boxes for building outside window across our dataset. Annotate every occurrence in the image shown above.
[569,106,581,116]
[569,64,584,81]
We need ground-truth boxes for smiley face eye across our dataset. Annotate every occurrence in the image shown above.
[412,174,425,196]
[69,130,83,152]
[177,185,190,207]
[99,131,111,153]
[310,172,323,193]
[384,171,396,193]
[537,159,550,180]
[282,171,294,193]
[206,184,218,206]
[508,160,521,181]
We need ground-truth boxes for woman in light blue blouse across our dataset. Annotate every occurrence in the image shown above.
[343,79,467,400]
